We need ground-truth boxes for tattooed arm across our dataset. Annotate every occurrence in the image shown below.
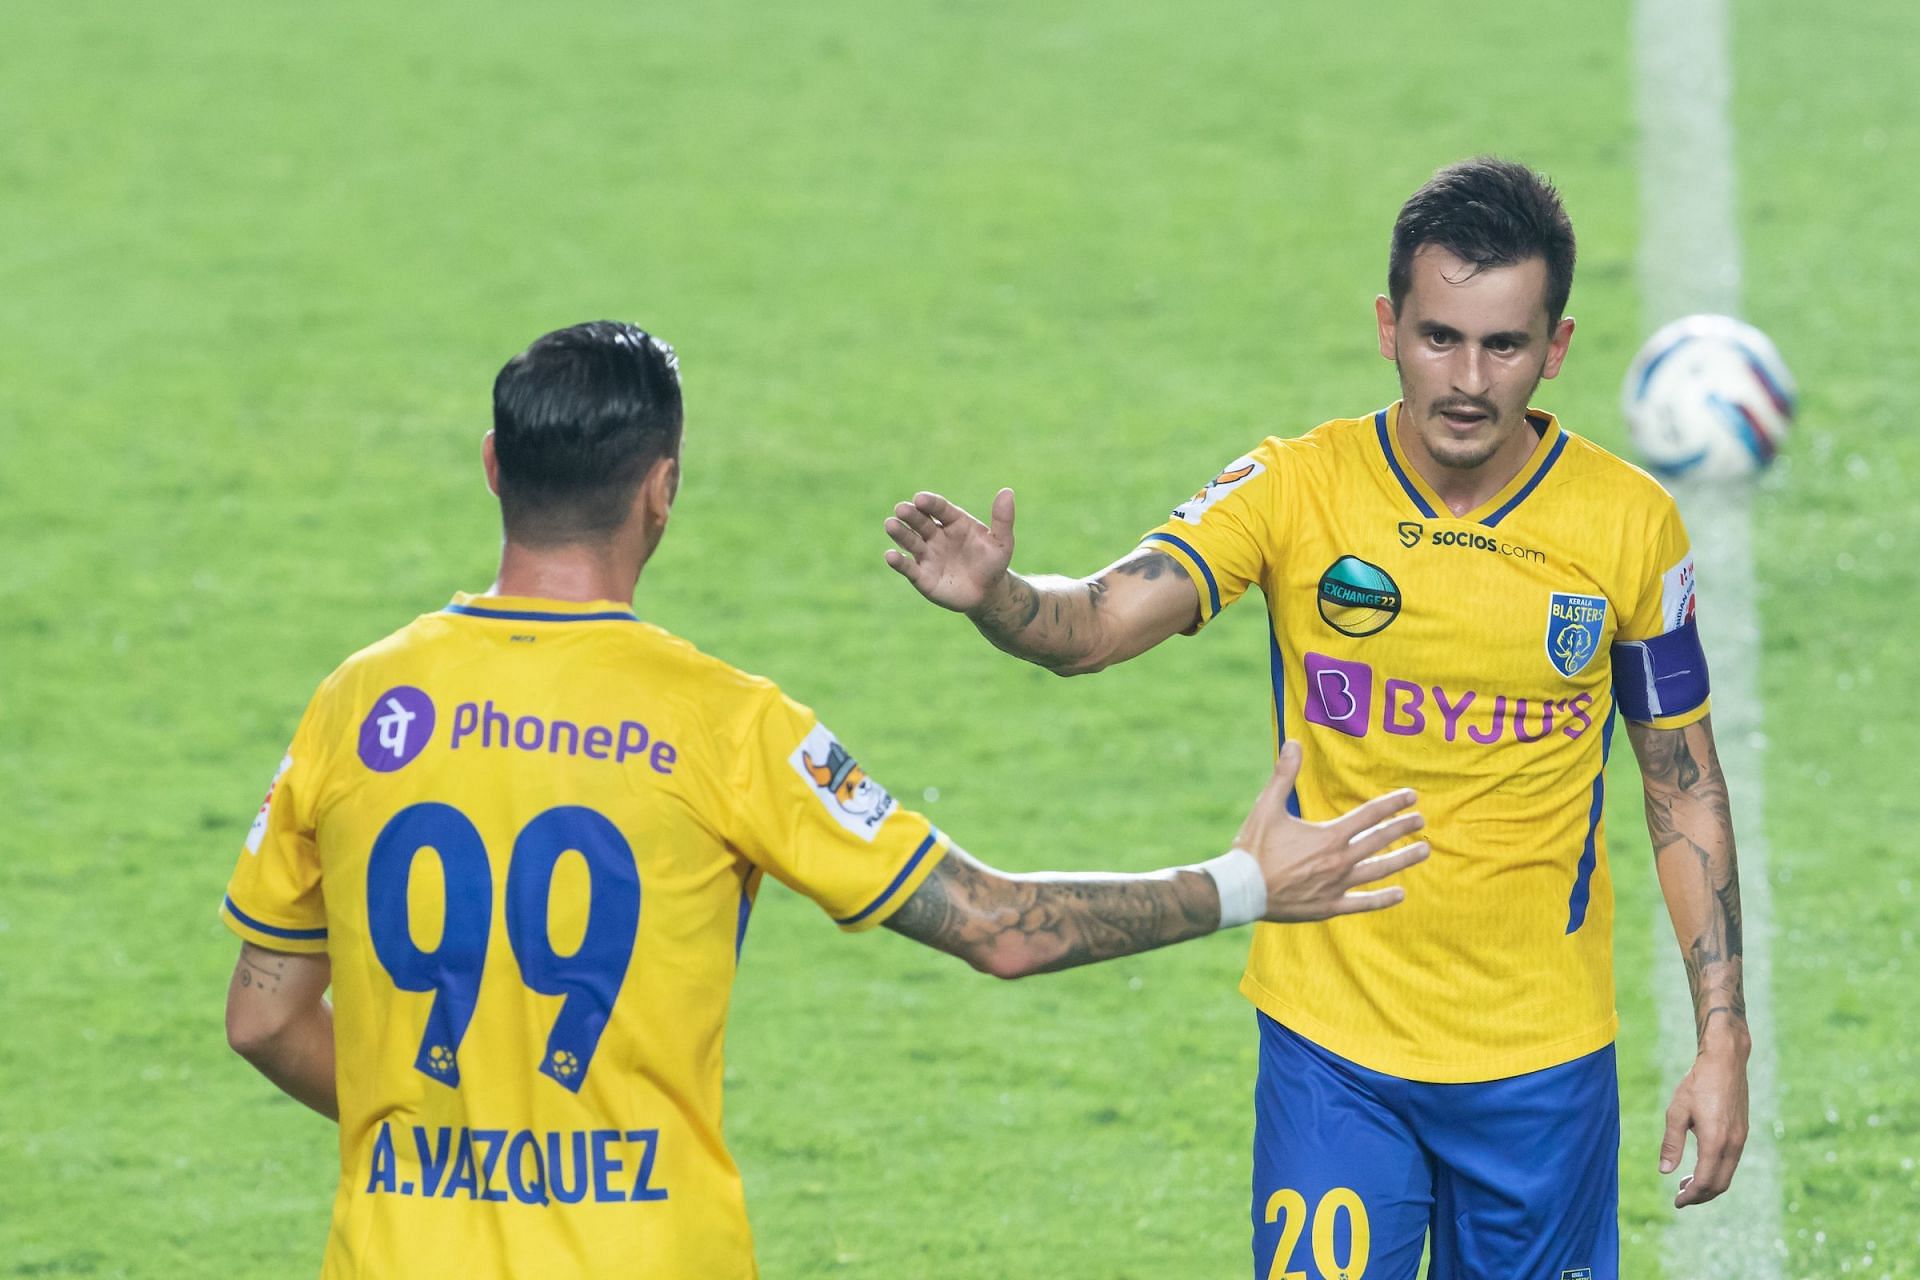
[883,488,1200,674]
[1627,715,1751,1208]
[225,942,338,1120]
[886,852,1221,977]
[886,742,1430,977]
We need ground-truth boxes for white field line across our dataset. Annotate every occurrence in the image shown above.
[1632,0,1785,1273]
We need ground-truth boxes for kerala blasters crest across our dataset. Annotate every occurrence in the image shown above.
[789,722,896,841]
[1546,592,1608,677]
[1172,455,1264,525]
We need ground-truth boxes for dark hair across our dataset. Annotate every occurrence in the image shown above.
[491,320,683,545]
[1388,158,1577,326]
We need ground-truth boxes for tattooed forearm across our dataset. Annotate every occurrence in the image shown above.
[1684,936,1748,1043]
[1629,716,1750,1048]
[969,571,1104,670]
[885,848,1221,978]
[966,550,1188,674]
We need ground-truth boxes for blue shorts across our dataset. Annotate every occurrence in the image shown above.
[1251,1013,1618,1280]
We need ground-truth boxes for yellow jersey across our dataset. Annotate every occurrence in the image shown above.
[222,593,948,1278]
[1145,403,1709,1082]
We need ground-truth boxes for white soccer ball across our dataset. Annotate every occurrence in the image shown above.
[1621,314,1796,478]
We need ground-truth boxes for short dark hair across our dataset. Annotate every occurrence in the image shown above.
[491,320,683,545]
[1388,158,1577,326]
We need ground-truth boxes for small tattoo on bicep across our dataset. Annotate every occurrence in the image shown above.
[240,949,287,994]
[1109,551,1181,581]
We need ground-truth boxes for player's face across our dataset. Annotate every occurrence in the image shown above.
[1376,246,1574,472]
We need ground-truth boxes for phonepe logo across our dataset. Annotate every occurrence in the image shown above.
[1302,652,1596,746]
[358,687,437,772]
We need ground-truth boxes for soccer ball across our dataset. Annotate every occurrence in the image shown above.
[1621,314,1797,478]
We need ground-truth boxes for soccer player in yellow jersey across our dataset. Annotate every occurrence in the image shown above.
[885,159,1751,1277]
[220,321,1432,1279]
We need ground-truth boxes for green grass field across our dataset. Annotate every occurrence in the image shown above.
[2,1,1915,1276]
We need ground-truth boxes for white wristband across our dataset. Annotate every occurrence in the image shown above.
[1198,848,1267,930]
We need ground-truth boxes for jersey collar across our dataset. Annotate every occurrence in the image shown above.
[443,592,640,623]
[1376,401,1568,527]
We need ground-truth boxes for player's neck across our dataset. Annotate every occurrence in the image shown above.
[490,538,641,606]
[1403,419,1541,518]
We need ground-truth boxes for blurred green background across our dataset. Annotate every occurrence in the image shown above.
[1,1,1914,1275]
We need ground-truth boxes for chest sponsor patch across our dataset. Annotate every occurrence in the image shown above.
[1546,592,1608,677]
[789,723,896,841]
[1171,454,1263,525]
[1317,555,1402,637]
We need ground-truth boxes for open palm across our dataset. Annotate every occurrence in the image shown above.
[883,489,1017,615]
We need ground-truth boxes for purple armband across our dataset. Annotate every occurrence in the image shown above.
[1610,616,1711,723]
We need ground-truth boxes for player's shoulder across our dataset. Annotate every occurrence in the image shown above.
[1547,419,1682,520]
[1305,410,1395,459]
[304,611,438,708]
[630,621,786,712]
[1205,409,1387,479]
[1267,408,1399,471]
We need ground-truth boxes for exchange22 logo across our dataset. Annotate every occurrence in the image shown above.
[1317,556,1402,638]
[367,803,637,1091]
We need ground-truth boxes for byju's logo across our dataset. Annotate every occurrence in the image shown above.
[1302,651,1597,746]
[357,686,437,772]
[1304,653,1374,736]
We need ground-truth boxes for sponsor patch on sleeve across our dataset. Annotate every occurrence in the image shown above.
[245,752,294,854]
[1171,454,1264,525]
[1658,552,1697,634]
[789,723,896,842]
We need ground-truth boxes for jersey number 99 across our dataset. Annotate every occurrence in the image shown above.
[366,803,639,1092]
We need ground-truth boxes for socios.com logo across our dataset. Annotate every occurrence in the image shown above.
[1395,520,1547,564]
[1317,556,1402,637]
[357,686,437,772]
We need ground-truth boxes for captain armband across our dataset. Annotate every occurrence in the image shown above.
[1610,616,1711,724]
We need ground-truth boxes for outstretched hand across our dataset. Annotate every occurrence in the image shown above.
[1235,741,1430,922]
[884,489,1017,615]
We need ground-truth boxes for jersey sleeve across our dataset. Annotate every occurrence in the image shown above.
[1138,440,1282,629]
[725,687,948,932]
[1610,497,1712,729]
[220,688,332,953]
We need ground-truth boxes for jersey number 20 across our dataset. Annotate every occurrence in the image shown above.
[366,803,638,1093]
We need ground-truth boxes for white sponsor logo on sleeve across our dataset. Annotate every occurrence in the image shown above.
[1172,455,1264,525]
[245,753,294,854]
[1658,551,1698,633]
[788,723,896,842]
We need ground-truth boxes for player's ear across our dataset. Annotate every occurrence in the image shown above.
[637,454,679,531]
[482,431,502,497]
[1374,295,1397,361]
[1542,316,1576,379]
